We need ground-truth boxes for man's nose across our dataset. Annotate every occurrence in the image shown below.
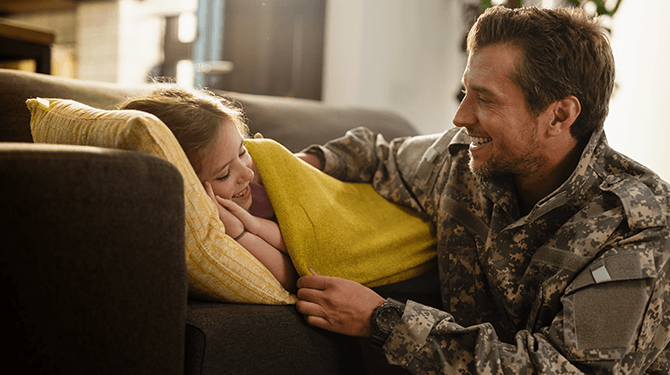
[452,96,475,128]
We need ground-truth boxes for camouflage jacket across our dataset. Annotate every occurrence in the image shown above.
[305,127,670,374]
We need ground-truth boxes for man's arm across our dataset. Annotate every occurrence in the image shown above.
[298,127,395,183]
[298,127,441,217]
[294,151,323,171]
[293,128,670,374]
[297,269,670,374]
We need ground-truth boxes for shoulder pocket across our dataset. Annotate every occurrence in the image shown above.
[562,249,656,361]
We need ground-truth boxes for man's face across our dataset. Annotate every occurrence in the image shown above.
[452,43,548,179]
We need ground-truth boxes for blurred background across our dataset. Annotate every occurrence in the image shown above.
[1,0,668,180]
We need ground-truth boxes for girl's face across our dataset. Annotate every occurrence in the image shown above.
[197,120,255,211]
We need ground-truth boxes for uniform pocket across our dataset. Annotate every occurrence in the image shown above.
[562,249,656,361]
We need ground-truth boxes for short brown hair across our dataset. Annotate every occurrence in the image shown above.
[467,6,615,143]
[118,84,249,172]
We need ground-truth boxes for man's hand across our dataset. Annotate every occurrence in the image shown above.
[296,269,385,337]
[295,152,323,170]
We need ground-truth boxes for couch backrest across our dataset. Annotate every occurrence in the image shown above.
[0,69,141,143]
[0,69,419,151]
[221,90,420,152]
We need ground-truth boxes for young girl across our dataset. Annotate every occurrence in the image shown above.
[118,85,298,292]
[120,85,438,297]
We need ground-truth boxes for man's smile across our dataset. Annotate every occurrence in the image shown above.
[469,135,493,148]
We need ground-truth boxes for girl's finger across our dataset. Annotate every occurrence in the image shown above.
[215,195,228,206]
[217,197,239,211]
[204,181,216,200]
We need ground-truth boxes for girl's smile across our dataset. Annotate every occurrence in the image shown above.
[197,119,255,211]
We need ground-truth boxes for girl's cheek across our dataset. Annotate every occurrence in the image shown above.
[209,181,226,199]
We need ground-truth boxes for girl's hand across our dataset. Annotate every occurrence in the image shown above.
[216,196,262,235]
[204,181,244,238]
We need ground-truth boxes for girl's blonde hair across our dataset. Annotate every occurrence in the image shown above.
[119,84,249,172]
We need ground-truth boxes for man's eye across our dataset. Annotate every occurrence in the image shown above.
[477,95,492,104]
[239,147,247,157]
[216,173,230,181]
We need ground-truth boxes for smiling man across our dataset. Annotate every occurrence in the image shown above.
[295,6,670,374]
[455,41,583,215]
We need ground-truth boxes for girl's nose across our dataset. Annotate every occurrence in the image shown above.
[239,164,254,183]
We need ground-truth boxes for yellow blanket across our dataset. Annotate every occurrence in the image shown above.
[245,139,437,287]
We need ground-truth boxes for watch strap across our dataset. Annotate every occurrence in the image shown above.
[370,298,405,349]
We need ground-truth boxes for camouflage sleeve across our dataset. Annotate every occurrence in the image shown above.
[301,126,441,215]
[384,300,590,374]
[383,252,670,375]
[301,126,394,183]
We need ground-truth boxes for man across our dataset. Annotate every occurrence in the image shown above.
[295,6,670,374]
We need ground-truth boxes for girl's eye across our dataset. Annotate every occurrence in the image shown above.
[216,171,230,181]
[216,147,247,181]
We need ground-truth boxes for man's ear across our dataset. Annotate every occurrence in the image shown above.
[548,95,581,136]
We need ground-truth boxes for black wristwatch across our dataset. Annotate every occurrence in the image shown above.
[370,298,405,348]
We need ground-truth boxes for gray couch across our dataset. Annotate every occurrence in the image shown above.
[0,68,422,374]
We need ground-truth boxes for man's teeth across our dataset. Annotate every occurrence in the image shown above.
[471,136,492,146]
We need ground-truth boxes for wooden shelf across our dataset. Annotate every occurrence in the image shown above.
[0,18,54,44]
[0,18,54,73]
[0,0,114,16]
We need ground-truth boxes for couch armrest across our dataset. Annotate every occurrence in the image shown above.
[0,143,187,374]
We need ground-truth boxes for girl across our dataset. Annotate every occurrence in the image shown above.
[119,85,298,292]
[120,85,438,297]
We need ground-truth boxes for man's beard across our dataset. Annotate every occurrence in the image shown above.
[469,149,545,180]
[468,120,545,180]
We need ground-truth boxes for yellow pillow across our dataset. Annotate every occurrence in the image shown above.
[27,97,296,304]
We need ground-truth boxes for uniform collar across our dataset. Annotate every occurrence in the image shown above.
[447,127,608,224]
[523,130,607,224]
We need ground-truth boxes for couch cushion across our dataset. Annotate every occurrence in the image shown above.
[185,302,410,375]
[27,97,296,304]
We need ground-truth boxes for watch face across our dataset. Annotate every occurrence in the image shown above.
[371,300,405,348]
[377,306,401,332]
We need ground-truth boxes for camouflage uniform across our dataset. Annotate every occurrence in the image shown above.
[304,126,670,374]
